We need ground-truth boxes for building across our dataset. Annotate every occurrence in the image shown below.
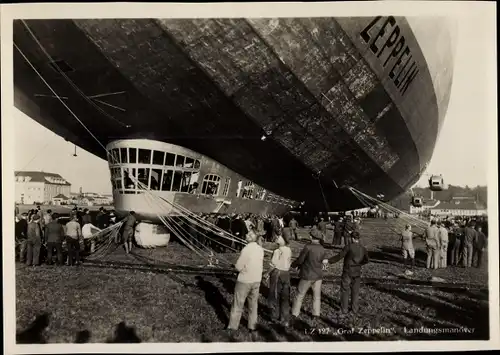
[429,197,487,217]
[15,171,71,205]
[52,193,69,205]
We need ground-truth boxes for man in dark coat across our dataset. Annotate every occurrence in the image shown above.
[289,217,299,240]
[317,217,328,241]
[327,231,369,314]
[473,226,487,268]
[44,213,65,265]
[122,211,137,254]
[16,213,28,262]
[290,231,326,324]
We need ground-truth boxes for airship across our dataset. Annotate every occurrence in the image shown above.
[13,17,455,226]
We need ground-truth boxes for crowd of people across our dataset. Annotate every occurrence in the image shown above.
[14,205,133,266]
[401,217,489,270]
[15,203,488,334]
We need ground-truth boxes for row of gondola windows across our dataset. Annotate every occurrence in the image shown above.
[109,165,295,205]
[111,168,228,196]
[107,148,201,169]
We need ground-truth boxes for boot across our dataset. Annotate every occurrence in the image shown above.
[411,258,415,269]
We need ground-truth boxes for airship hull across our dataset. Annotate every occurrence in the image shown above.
[13,17,455,212]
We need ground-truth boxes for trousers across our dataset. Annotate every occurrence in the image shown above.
[426,246,440,269]
[340,272,361,313]
[333,231,342,245]
[440,242,448,268]
[291,279,322,317]
[26,240,41,266]
[67,238,81,265]
[228,281,260,330]
[473,248,484,268]
[268,269,291,322]
[18,240,27,262]
[463,243,474,267]
[46,242,63,265]
[450,240,462,265]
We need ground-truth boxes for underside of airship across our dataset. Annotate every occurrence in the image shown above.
[13,16,455,212]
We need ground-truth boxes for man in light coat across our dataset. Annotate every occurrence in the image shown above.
[227,231,264,333]
[424,220,440,269]
[437,222,449,268]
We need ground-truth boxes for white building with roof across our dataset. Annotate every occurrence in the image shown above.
[15,171,71,204]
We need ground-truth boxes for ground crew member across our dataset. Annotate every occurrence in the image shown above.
[123,211,137,254]
[450,222,465,266]
[327,231,369,315]
[44,213,65,265]
[271,216,282,241]
[96,207,107,229]
[66,214,83,266]
[333,218,343,246]
[257,216,266,237]
[16,213,28,263]
[265,234,292,326]
[282,225,294,245]
[400,224,415,269]
[463,223,477,268]
[317,217,328,241]
[290,232,326,325]
[227,231,264,335]
[42,209,52,228]
[26,214,43,266]
[424,220,440,269]
[473,226,487,268]
[437,222,449,268]
[289,217,299,240]
[82,208,92,226]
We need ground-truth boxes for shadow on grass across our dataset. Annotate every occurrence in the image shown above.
[372,284,489,340]
[195,276,230,326]
[74,330,91,343]
[107,321,141,343]
[17,313,50,344]
[368,246,427,268]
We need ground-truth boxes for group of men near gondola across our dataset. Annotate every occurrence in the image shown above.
[14,205,132,266]
[225,214,369,335]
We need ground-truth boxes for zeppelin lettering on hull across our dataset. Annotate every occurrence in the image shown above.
[361,16,420,96]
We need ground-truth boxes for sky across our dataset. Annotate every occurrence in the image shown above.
[12,17,492,195]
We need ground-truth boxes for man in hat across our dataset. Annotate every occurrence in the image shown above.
[82,208,92,226]
[463,222,477,268]
[473,226,487,268]
[326,231,369,315]
[317,217,328,242]
[437,221,449,268]
[227,231,264,335]
[265,232,292,326]
[424,220,440,269]
[290,228,326,325]
[65,214,83,266]
[288,217,299,240]
[96,207,107,229]
[450,222,465,266]
[16,213,28,263]
[44,213,65,265]
[122,211,137,254]
[400,224,415,269]
[333,217,343,246]
[26,214,43,266]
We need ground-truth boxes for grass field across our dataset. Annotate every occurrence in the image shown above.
[15,219,490,343]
